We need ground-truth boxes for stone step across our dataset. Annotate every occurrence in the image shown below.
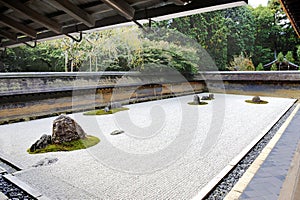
[0,192,8,200]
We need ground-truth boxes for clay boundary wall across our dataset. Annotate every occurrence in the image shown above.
[198,71,300,100]
[0,72,204,124]
[0,71,299,124]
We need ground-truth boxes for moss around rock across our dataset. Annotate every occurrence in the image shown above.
[83,107,129,115]
[245,100,268,104]
[188,102,208,106]
[28,135,100,154]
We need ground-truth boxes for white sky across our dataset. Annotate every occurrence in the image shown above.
[248,0,269,7]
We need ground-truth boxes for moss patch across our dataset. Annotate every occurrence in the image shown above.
[28,135,100,154]
[83,107,129,115]
[245,100,269,104]
[188,102,208,105]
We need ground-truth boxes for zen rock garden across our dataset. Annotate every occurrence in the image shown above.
[84,101,129,115]
[188,94,214,105]
[245,96,268,104]
[29,115,99,154]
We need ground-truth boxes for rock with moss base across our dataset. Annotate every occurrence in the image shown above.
[52,115,87,144]
[201,94,214,100]
[252,96,261,103]
[193,95,201,105]
[104,102,122,112]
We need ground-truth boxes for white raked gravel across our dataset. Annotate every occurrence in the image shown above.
[0,93,296,199]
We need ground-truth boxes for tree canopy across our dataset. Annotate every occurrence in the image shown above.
[1,0,300,72]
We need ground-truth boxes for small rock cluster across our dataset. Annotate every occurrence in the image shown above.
[192,94,215,105]
[29,115,87,152]
[201,93,214,100]
[104,102,122,112]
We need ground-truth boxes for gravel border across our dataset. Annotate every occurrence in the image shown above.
[0,160,35,200]
[204,103,297,200]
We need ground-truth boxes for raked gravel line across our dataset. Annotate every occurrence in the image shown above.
[0,93,296,199]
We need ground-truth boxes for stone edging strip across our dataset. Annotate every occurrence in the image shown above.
[192,99,297,200]
[3,174,50,200]
[0,166,6,174]
[278,137,300,199]
[224,103,300,199]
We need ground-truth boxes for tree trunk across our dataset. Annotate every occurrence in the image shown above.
[95,56,98,72]
[70,60,73,72]
[64,51,68,72]
[89,54,92,72]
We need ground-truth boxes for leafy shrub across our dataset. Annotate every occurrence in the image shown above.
[227,54,255,71]
[271,63,277,71]
[285,51,295,63]
[256,63,264,71]
[277,52,284,62]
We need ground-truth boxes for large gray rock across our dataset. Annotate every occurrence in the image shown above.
[193,95,201,105]
[30,134,52,152]
[52,115,87,144]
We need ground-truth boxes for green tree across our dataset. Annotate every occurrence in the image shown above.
[285,51,295,63]
[277,52,284,62]
[268,0,300,56]
[252,5,277,65]
[271,63,277,71]
[225,6,255,61]
[227,54,255,71]
[0,41,64,72]
[168,11,230,70]
[256,63,264,71]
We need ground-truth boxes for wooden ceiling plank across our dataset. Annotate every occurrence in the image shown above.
[0,0,62,34]
[0,14,36,38]
[47,0,95,27]
[101,0,135,20]
[168,0,188,6]
[0,29,17,41]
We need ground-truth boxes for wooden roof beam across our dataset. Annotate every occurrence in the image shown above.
[101,0,135,20]
[0,14,36,38]
[0,0,62,34]
[0,29,17,41]
[168,0,191,6]
[47,0,95,27]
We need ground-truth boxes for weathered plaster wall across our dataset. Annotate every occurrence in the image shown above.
[0,72,205,123]
[1,71,299,124]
